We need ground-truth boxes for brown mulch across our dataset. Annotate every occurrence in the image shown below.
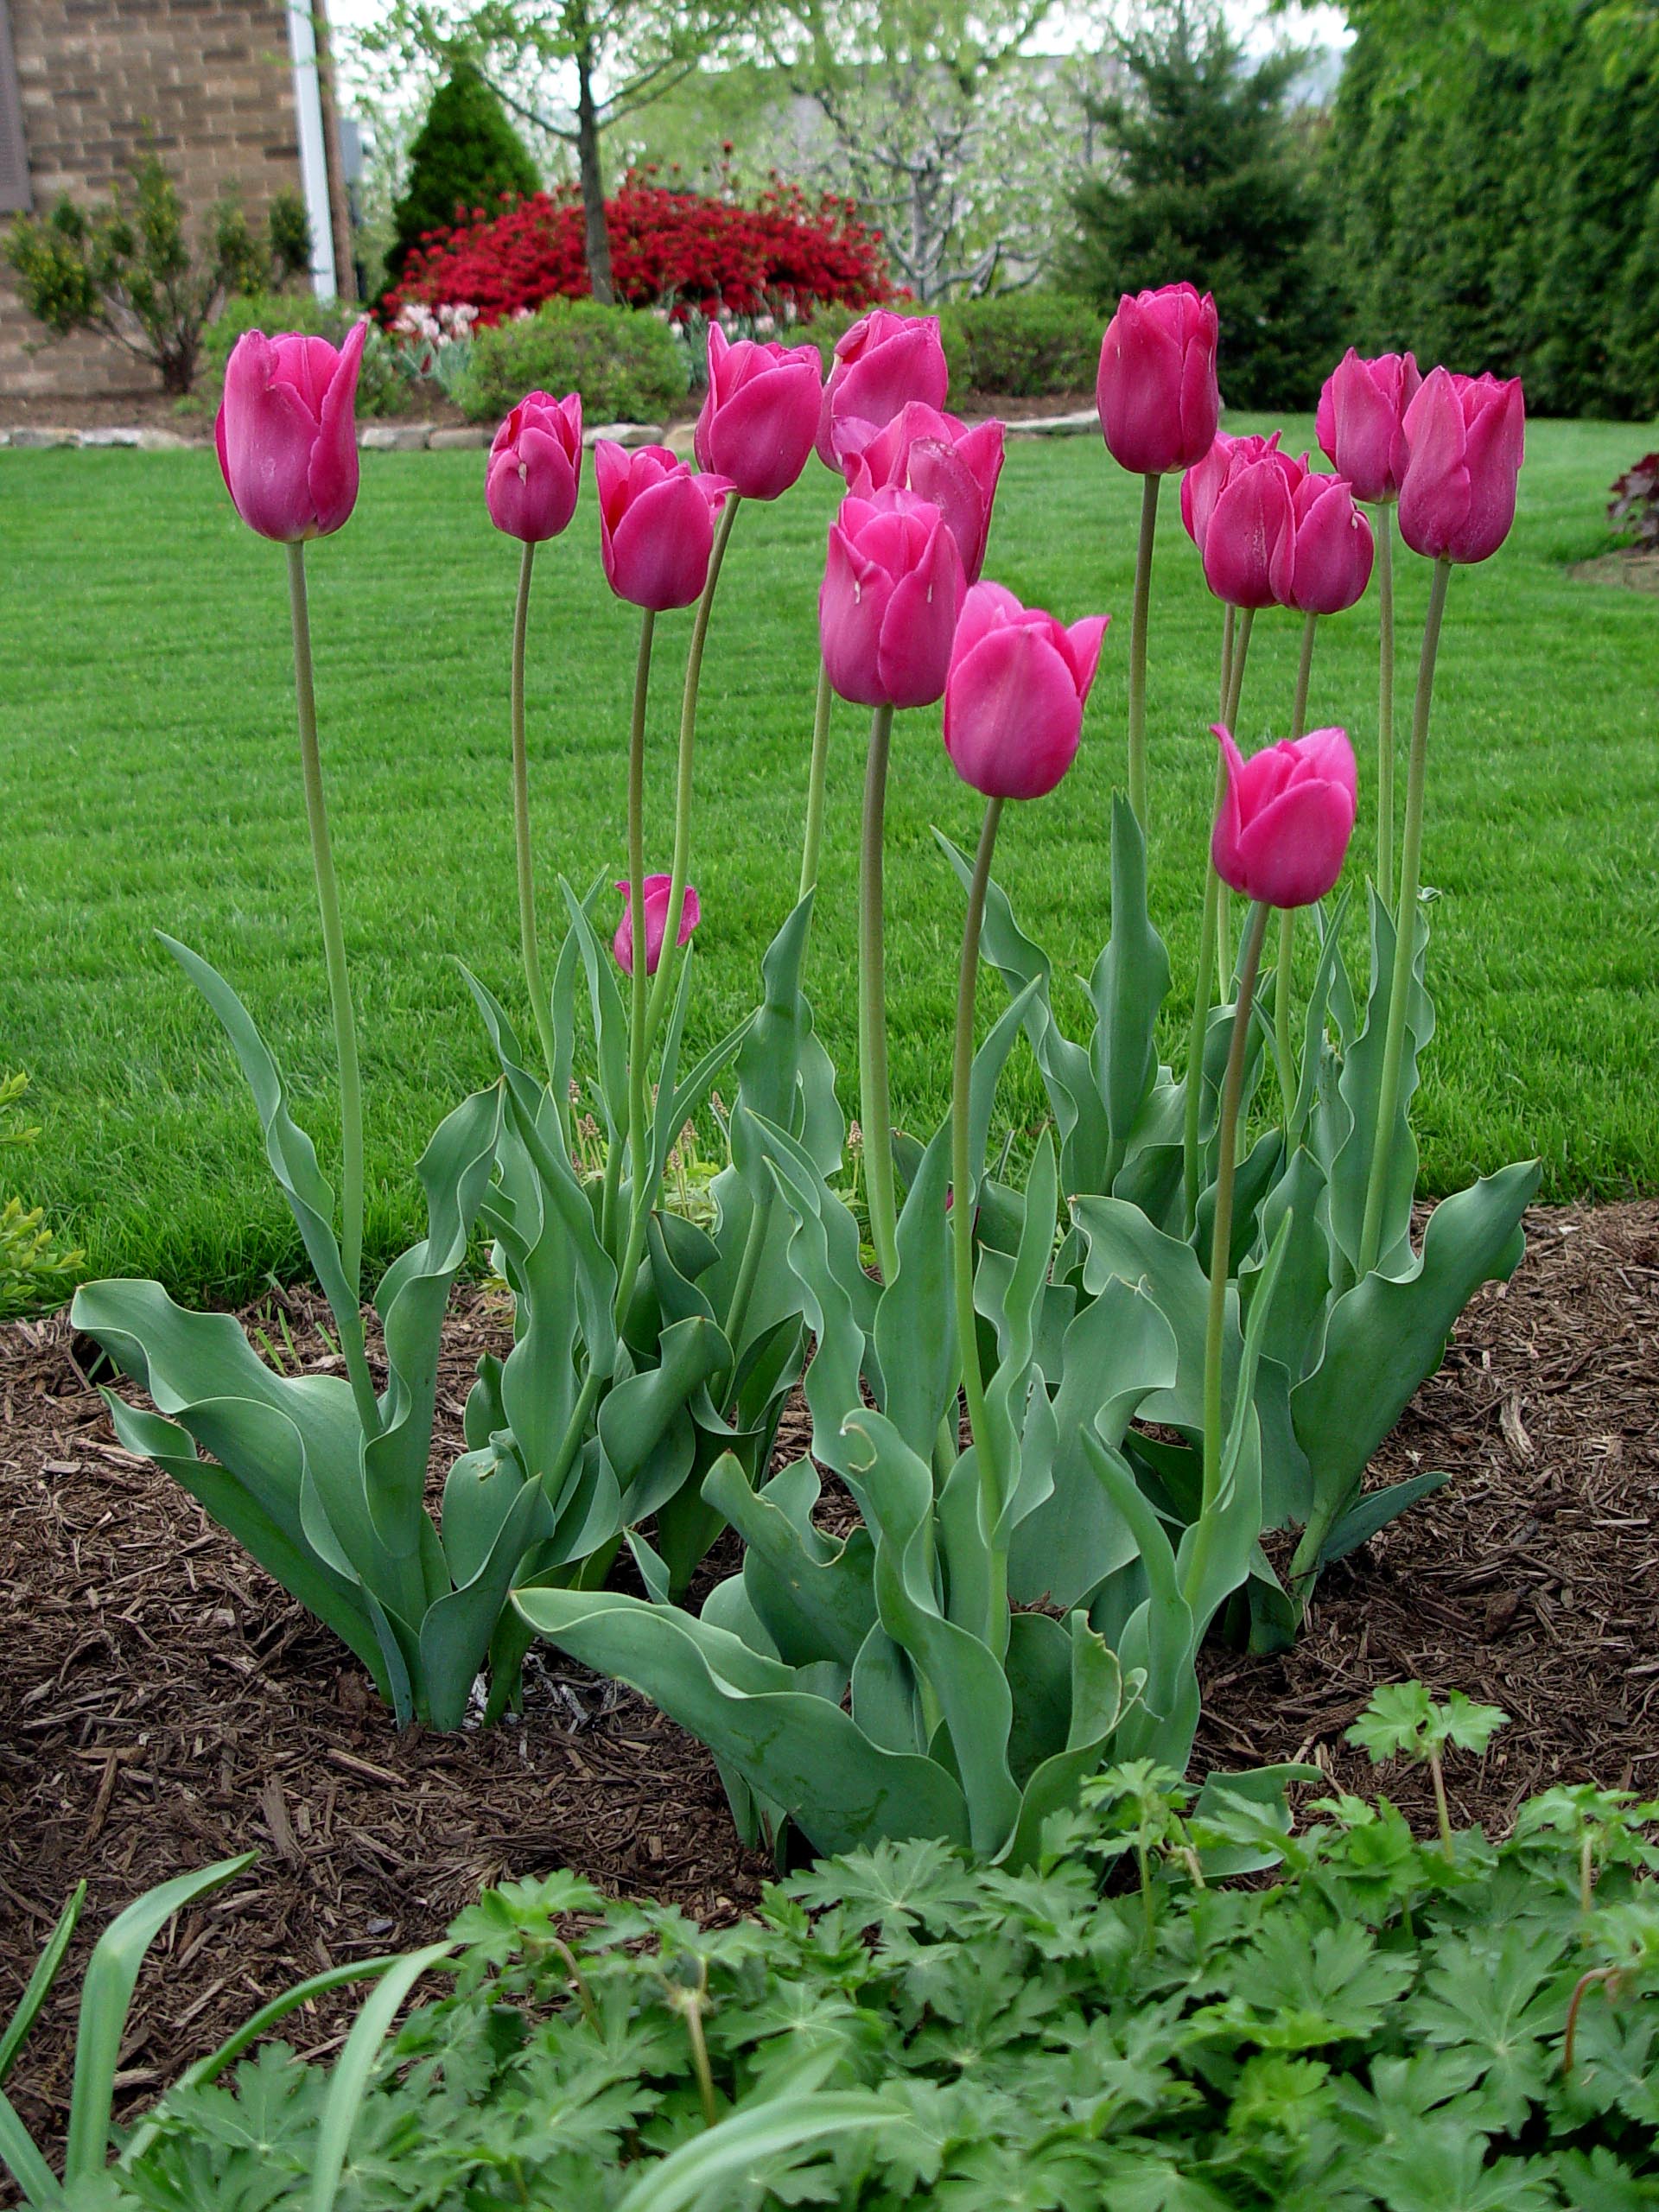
[1567,548,1659,593]
[3,1199,1656,2152]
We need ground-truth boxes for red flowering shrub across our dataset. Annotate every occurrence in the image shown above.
[383,174,893,327]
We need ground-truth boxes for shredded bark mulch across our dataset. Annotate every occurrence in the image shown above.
[2,1199,1656,2152]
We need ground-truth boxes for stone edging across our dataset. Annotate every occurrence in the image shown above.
[0,407,1101,455]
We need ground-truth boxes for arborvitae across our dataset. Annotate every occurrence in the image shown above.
[386,59,540,285]
[1062,1,1340,411]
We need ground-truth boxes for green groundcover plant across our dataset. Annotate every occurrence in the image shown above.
[3,1694,1657,2210]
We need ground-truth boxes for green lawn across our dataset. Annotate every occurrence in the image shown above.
[2,416,1654,1304]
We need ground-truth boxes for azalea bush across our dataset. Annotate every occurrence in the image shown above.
[8,1696,1659,2210]
[72,276,1537,1879]
[383,174,892,331]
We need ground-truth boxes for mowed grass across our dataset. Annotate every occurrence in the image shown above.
[2,416,1655,1304]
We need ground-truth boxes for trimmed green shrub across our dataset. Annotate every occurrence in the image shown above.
[197,293,417,419]
[957,290,1101,396]
[802,296,972,405]
[385,59,540,288]
[47,1750,1659,2209]
[0,1072,81,1317]
[455,296,688,425]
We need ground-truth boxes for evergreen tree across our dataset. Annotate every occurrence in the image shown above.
[386,59,540,285]
[1062,2,1340,410]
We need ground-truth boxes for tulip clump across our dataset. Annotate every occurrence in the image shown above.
[73,281,1542,1891]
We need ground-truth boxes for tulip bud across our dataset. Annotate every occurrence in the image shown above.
[1096,283,1221,478]
[819,487,966,709]
[843,402,1005,582]
[486,390,583,543]
[1270,470,1375,616]
[1180,429,1285,559]
[943,582,1108,801]
[594,442,733,611]
[614,873,702,976]
[817,308,950,473]
[1397,367,1526,565]
[1316,348,1421,505]
[694,324,822,500]
[215,322,368,543]
[1211,724,1357,909]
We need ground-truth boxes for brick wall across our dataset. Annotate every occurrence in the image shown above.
[0,0,303,401]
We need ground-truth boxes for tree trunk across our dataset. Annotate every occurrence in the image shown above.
[575,43,614,305]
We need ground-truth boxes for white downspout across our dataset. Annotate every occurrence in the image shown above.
[286,2,338,299]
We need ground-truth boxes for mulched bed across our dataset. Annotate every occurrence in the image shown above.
[3,1198,1656,2153]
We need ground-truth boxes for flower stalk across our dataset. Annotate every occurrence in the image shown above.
[1125,472,1160,829]
[509,539,565,1127]
[952,795,1005,1643]
[858,703,900,1283]
[1357,556,1452,1279]
[798,654,836,904]
[1376,502,1395,894]
[1274,613,1319,1131]
[601,610,656,1269]
[1182,607,1254,1231]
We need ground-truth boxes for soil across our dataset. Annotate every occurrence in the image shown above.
[1567,547,1659,592]
[2,1198,1656,2157]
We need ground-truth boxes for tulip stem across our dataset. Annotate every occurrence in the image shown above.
[645,493,741,1056]
[284,543,378,1436]
[1275,613,1319,1133]
[798,654,835,905]
[510,539,564,1127]
[602,607,655,1280]
[1126,473,1160,830]
[1217,607,1254,995]
[1182,606,1255,1232]
[858,703,899,1284]
[1376,504,1395,898]
[1357,555,1452,1281]
[1185,898,1268,1616]
[952,795,1004,1645]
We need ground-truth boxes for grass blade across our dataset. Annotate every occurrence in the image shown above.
[63,1853,254,2189]
[0,2083,66,2208]
[0,1883,85,2088]
[309,1942,453,2212]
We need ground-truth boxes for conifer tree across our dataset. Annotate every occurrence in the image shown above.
[387,58,540,284]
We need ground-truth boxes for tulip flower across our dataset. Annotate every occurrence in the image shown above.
[595,442,734,611]
[1316,350,1421,506]
[613,874,702,977]
[1096,282,1221,827]
[1397,367,1526,566]
[843,402,1005,582]
[944,582,1108,801]
[215,321,367,543]
[819,487,965,709]
[1180,429,1287,562]
[1211,725,1357,911]
[213,321,374,1318]
[1095,283,1221,480]
[694,324,823,501]
[817,308,950,472]
[486,390,583,543]
[1198,444,1302,612]
[1273,469,1375,616]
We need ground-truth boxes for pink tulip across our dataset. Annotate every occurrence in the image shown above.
[1211,724,1357,909]
[819,487,965,709]
[817,308,950,472]
[943,582,1108,801]
[1397,367,1526,564]
[842,402,1005,582]
[1198,443,1303,609]
[486,390,583,543]
[1270,469,1375,616]
[1180,429,1292,560]
[1096,283,1221,478]
[694,324,822,500]
[613,873,702,976]
[1316,349,1421,505]
[215,321,368,543]
[594,442,733,610]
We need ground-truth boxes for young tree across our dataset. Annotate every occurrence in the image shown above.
[386,55,541,283]
[359,2,753,303]
[755,0,1073,300]
[1064,0,1340,410]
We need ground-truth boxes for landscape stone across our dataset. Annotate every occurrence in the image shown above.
[359,423,434,452]
[428,426,492,450]
[1012,409,1098,437]
[582,422,665,449]
[8,426,76,449]
[136,429,191,451]
[79,426,143,447]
